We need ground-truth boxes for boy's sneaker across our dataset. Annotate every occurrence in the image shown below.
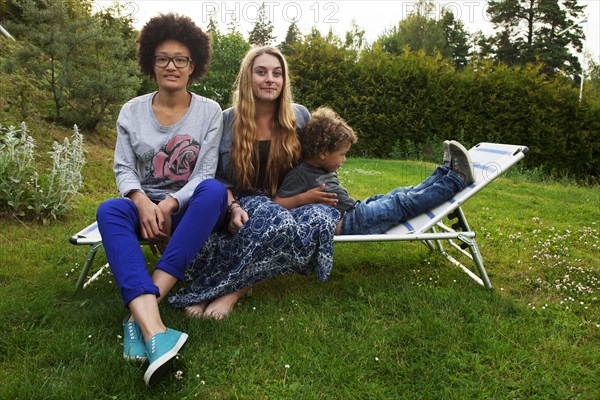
[449,140,475,185]
[123,314,147,362]
[443,140,451,167]
[143,328,188,386]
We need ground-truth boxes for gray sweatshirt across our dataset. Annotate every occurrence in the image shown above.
[114,92,222,211]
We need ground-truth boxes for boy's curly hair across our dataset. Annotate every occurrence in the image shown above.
[301,107,358,159]
[137,13,211,82]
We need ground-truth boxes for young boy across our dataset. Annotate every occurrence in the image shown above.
[275,107,475,235]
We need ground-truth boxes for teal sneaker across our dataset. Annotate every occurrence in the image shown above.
[143,328,188,386]
[122,315,147,362]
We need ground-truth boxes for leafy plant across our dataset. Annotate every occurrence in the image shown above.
[189,29,250,109]
[0,122,85,222]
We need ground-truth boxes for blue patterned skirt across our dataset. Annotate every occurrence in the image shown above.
[168,195,340,308]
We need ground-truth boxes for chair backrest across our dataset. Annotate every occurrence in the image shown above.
[385,142,528,235]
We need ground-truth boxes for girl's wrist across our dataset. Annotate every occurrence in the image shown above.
[228,199,240,213]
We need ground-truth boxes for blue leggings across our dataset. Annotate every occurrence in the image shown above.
[96,179,227,306]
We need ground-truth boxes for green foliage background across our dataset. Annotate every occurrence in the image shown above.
[189,29,250,109]
[287,35,599,179]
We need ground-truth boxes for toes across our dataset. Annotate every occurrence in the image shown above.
[203,306,230,320]
[184,302,207,319]
[184,307,200,318]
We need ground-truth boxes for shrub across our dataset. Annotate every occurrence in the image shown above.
[0,122,85,222]
[290,39,599,180]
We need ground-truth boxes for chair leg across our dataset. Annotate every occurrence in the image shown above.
[430,225,446,253]
[458,235,492,289]
[453,207,492,289]
[75,242,103,292]
[422,237,436,251]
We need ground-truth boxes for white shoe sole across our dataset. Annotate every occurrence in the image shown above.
[123,353,147,362]
[449,140,475,184]
[143,333,189,386]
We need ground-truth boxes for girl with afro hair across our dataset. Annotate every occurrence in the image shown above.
[96,13,227,386]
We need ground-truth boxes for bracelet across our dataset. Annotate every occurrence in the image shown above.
[227,200,240,213]
[229,204,241,213]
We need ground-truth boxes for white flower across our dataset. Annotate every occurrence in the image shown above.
[285,364,290,369]
[375,357,379,361]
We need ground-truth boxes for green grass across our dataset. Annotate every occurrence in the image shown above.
[0,152,598,399]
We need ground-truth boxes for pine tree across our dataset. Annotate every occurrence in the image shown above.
[485,0,586,78]
[206,15,218,34]
[280,19,301,56]
[440,10,470,69]
[7,0,139,129]
[248,3,275,46]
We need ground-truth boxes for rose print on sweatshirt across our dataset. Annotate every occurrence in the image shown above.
[153,135,200,181]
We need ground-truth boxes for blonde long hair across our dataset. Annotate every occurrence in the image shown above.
[230,46,301,196]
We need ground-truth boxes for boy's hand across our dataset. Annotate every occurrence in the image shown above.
[304,184,338,206]
[274,184,337,209]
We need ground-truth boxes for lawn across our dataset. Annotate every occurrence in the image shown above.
[0,152,598,399]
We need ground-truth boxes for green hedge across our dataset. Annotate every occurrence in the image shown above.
[288,39,599,179]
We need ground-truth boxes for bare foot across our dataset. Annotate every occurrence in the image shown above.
[184,301,209,319]
[203,288,251,320]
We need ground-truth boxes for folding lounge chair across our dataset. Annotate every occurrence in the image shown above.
[70,142,528,291]
[334,142,528,289]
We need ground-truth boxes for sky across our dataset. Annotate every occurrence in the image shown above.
[92,0,599,66]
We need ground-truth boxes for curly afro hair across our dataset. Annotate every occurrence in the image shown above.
[137,13,211,82]
[301,107,358,159]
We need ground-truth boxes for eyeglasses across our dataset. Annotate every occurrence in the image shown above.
[153,56,192,68]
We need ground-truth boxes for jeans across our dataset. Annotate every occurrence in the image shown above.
[340,166,466,235]
[96,179,227,306]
